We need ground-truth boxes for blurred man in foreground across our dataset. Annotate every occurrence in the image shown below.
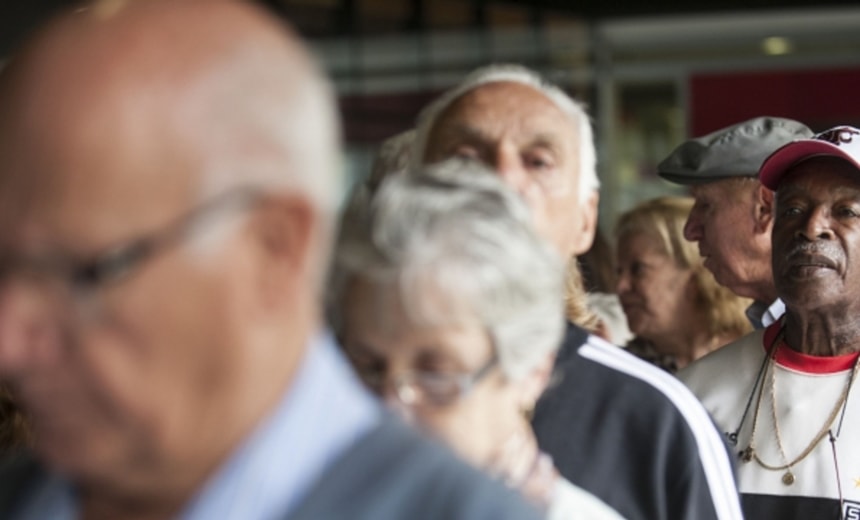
[0,2,539,519]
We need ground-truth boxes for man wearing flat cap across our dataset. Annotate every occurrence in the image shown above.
[658,117,812,329]
[681,126,860,519]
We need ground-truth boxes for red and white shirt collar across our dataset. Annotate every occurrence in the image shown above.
[763,321,860,374]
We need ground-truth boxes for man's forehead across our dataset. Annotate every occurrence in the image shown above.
[0,0,310,214]
[777,158,860,197]
[436,81,573,133]
[690,178,730,198]
[691,177,752,198]
[0,77,200,216]
[450,80,547,104]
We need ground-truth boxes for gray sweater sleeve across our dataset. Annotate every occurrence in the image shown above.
[287,416,542,520]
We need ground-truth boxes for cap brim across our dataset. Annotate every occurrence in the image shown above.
[760,140,860,190]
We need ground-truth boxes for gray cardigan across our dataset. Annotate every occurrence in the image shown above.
[0,417,541,520]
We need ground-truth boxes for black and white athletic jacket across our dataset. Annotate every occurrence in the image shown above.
[533,323,742,520]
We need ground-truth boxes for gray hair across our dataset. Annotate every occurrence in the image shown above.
[412,64,599,201]
[327,158,565,381]
[198,32,342,216]
[191,30,342,284]
[367,129,416,192]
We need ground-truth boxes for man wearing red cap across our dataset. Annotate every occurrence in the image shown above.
[681,126,860,520]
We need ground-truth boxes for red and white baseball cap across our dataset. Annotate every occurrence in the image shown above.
[759,126,860,190]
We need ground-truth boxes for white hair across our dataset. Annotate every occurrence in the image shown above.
[198,42,342,215]
[412,64,599,201]
[327,158,565,381]
[190,42,342,282]
[277,65,342,213]
[367,129,416,191]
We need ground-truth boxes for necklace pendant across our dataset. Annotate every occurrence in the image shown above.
[782,471,795,486]
[740,446,754,463]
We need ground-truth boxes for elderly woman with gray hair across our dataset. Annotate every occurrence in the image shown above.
[327,159,622,519]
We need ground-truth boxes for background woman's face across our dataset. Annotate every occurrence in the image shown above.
[339,277,526,467]
[616,233,695,345]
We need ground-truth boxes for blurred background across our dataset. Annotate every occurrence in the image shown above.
[4,0,860,229]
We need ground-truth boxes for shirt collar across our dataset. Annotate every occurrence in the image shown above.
[762,320,860,374]
[746,298,785,330]
[181,331,380,520]
[14,332,380,520]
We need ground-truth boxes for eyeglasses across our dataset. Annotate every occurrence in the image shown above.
[354,355,499,408]
[0,187,263,299]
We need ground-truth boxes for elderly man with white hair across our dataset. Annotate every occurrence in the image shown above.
[411,64,743,520]
[0,2,542,519]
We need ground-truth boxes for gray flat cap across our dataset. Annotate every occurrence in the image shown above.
[657,116,813,185]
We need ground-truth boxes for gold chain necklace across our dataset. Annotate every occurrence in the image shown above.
[741,331,860,486]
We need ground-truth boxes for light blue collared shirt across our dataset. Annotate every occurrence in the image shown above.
[14,332,380,520]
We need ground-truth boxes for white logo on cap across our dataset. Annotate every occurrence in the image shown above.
[818,127,860,146]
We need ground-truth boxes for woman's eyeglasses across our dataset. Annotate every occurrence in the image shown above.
[354,354,499,407]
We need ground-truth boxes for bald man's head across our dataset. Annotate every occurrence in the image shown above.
[0,1,342,513]
[0,0,341,214]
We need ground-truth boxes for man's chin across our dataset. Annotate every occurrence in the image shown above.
[703,259,735,291]
[35,434,86,472]
[32,425,114,481]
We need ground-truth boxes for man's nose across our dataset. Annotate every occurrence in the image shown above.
[493,149,530,195]
[0,281,63,377]
[795,207,835,241]
[615,270,631,294]
[683,213,703,242]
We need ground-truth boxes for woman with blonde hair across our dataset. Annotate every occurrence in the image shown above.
[615,196,751,372]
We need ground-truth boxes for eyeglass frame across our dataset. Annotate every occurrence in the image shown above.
[0,187,265,300]
[350,344,500,408]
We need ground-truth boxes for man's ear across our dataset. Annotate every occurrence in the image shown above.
[754,182,775,234]
[570,190,599,256]
[251,195,316,308]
